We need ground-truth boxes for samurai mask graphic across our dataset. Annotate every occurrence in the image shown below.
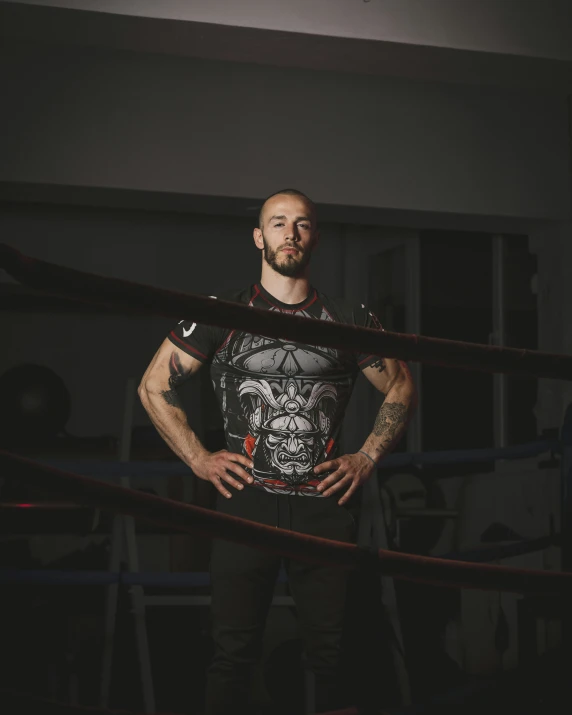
[239,378,336,486]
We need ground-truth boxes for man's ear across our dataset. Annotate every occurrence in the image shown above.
[253,227,264,250]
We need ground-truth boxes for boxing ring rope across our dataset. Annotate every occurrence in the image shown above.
[2,243,572,379]
[21,434,556,477]
[0,450,569,595]
[1,243,571,715]
[0,687,182,715]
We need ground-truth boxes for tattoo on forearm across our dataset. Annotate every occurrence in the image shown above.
[372,401,408,448]
[162,389,182,408]
[161,352,189,408]
[370,358,386,373]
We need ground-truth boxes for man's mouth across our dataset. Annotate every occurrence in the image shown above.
[281,247,299,255]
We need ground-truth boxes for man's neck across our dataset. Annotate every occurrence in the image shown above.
[259,266,311,305]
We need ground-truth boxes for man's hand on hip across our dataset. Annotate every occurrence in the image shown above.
[313,452,376,505]
[191,450,254,499]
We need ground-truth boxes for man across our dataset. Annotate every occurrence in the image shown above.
[139,189,416,714]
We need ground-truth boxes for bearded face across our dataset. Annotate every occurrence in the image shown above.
[262,234,313,277]
[256,193,318,278]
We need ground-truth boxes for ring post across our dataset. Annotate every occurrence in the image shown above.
[364,476,412,707]
[100,377,156,713]
[121,378,156,714]
[561,403,572,654]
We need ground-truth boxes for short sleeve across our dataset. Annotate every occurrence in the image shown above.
[355,305,385,370]
[167,319,225,363]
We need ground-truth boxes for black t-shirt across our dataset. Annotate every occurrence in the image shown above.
[168,283,383,497]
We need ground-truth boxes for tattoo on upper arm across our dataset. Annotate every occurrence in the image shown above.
[370,359,386,373]
[372,401,408,445]
[161,352,191,408]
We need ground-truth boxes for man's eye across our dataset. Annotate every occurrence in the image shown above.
[274,223,284,228]
[298,224,310,230]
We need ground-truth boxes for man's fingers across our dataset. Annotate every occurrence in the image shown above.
[317,468,343,491]
[314,459,337,475]
[322,477,351,498]
[220,472,246,491]
[211,476,233,499]
[209,453,253,484]
[338,481,358,505]
[228,452,255,470]
[226,464,254,484]
[318,470,347,495]
[225,453,254,483]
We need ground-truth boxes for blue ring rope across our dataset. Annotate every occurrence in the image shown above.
[35,438,559,479]
[0,534,557,586]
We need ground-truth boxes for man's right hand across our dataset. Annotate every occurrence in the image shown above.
[191,450,254,498]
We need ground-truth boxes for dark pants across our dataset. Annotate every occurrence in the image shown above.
[204,485,359,715]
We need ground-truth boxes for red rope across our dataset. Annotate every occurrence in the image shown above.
[0,688,180,714]
[2,450,571,595]
[0,689,364,715]
[1,243,571,380]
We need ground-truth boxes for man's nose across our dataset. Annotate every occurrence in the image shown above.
[284,224,300,241]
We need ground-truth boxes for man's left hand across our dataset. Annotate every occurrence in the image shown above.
[313,452,376,505]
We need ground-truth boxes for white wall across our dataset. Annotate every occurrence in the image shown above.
[8,0,572,61]
[1,45,569,220]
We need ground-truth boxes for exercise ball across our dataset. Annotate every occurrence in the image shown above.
[0,364,71,447]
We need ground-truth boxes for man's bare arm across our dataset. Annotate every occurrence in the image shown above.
[139,339,253,498]
[138,340,208,467]
[313,357,416,503]
[360,357,417,462]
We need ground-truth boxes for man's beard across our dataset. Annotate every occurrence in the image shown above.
[262,235,313,277]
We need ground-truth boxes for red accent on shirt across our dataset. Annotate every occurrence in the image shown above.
[244,434,256,458]
[169,332,208,360]
[249,285,261,306]
[216,329,236,354]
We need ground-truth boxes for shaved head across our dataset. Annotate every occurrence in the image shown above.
[259,188,316,229]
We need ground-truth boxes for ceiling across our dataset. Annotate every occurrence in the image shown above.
[1,0,570,231]
[2,0,572,92]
